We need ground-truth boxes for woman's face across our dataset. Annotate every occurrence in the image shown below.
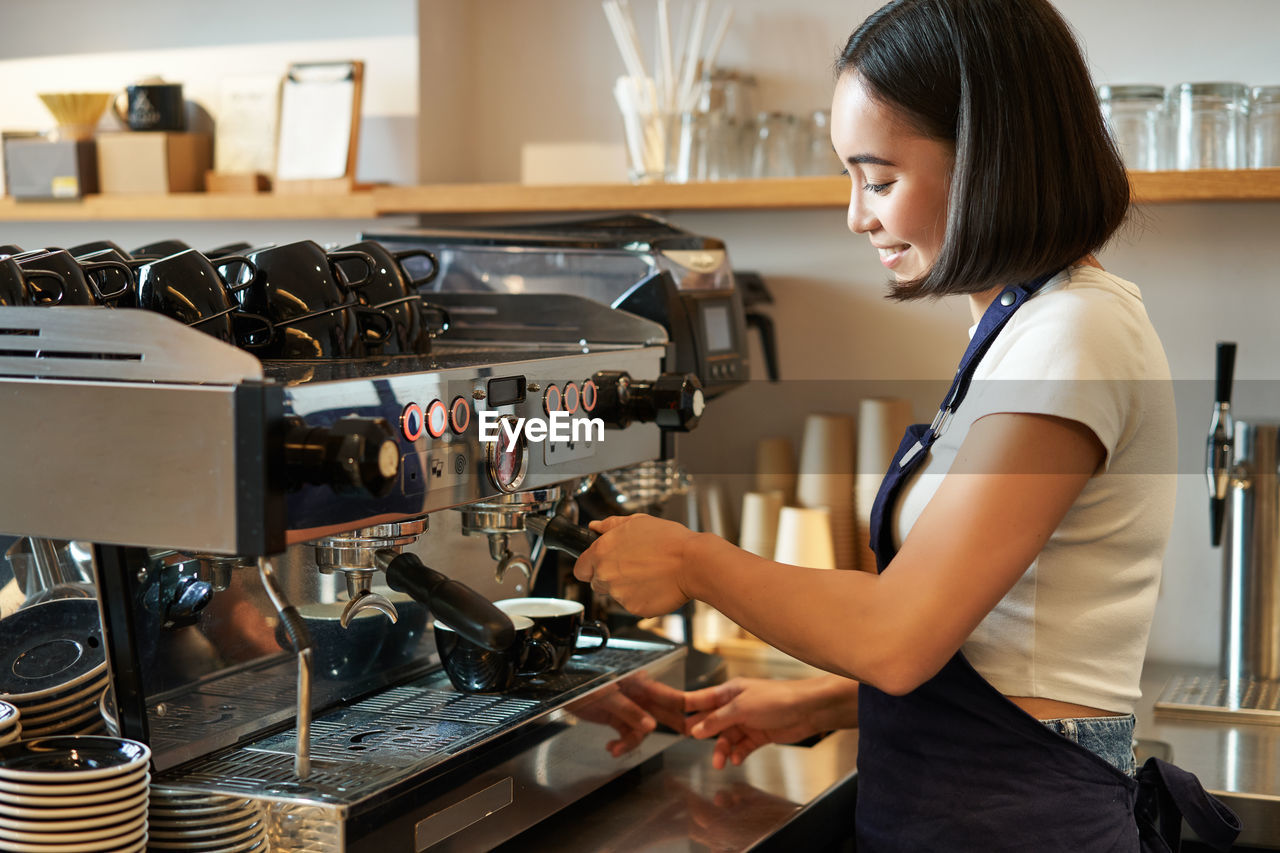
[830,73,954,282]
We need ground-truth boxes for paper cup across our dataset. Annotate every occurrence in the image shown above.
[773,506,836,570]
[755,437,797,505]
[739,490,784,558]
[797,414,855,510]
[855,398,913,572]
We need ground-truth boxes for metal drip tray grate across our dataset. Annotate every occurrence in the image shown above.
[1154,672,1280,725]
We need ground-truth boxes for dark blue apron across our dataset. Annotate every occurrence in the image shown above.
[857,273,1241,852]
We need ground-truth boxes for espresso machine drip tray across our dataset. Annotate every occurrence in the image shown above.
[149,639,684,852]
[1154,672,1280,725]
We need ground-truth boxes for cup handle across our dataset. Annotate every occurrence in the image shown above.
[22,269,65,305]
[230,311,275,349]
[519,638,557,676]
[353,304,394,345]
[416,297,451,337]
[392,248,439,287]
[326,249,378,290]
[572,620,610,655]
[80,260,133,302]
[214,255,260,293]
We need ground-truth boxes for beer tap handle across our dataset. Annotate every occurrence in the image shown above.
[523,514,600,559]
[379,550,516,651]
[1207,341,1237,547]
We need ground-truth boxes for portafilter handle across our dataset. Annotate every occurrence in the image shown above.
[523,514,600,560]
[1207,341,1237,548]
[377,550,516,651]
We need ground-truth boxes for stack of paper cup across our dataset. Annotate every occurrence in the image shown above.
[856,398,914,572]
[755,437,797,506]
[796,414,856,570]
[738,490,784,559]
[700,480,737,543]
[773,506,837,569]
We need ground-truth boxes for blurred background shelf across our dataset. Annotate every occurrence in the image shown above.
[2,170,1279,221]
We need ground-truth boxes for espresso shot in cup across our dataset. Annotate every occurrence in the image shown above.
[494,598,609,672]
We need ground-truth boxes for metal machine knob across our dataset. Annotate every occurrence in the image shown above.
[283,415,400,498]
[589,370,705,432]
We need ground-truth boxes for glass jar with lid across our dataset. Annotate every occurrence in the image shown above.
[1168,82,1249,170]
[1249,86,1280,168]
[1097,85,1167,171]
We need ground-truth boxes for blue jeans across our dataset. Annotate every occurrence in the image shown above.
[1041,714,1137,777]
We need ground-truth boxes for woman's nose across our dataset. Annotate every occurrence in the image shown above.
[847,192,877,235]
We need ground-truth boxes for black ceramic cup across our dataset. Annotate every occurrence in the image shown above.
[68,240,132,260]
[120,83,186,132]
[435,614,555,693]
[132,249,273,348]
[241,241,390,358]
[0,257,64,306]
[494,598,609,672]
[14,250,132,305]
[130,239,193,260]
[336,240,449,355]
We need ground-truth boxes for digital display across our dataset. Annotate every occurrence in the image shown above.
[487,376,526,406]
[702,303,733,352]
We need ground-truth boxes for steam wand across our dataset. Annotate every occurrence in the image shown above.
[1207,341,1237,547]
[258,556,312,780]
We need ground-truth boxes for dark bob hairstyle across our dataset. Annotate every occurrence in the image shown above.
[837,0,1130,300]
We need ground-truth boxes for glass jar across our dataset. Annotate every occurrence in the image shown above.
[1097,85,1167,171]
[1168,82,1249,170]
[750,112,798,178]
[1249,86,1280,169]
[800,109,835,176]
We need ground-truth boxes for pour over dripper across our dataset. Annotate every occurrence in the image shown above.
[37,92,112,141]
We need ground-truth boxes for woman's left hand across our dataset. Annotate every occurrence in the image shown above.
[573,514,700,616]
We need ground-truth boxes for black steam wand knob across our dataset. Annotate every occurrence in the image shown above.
[1207,341,1237,547]
[282,415,400,498]
[377,550,515,651]
[590,370,706,431]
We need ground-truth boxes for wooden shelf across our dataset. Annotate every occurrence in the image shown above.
[0,191,378,221]
[2,170,1279,221]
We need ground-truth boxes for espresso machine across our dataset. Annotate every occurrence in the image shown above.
[0,226,730,850]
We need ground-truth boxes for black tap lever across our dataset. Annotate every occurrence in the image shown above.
[523,514,600,559]
[1207,341,1237,547]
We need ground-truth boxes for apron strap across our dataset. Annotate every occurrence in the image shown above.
[1135,757,1242,852]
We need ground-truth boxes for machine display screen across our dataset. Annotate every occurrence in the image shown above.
[702,303,733,352]
[487,376,526,406]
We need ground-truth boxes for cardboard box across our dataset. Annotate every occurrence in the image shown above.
[2,135,98,199]
[96,132,212,194]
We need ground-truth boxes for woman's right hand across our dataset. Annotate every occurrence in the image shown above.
[684,675,858,769]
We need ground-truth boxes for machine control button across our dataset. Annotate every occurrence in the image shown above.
[543,384,561,415]
[582,379,598,412]
[563,382,580,415]
[426,400,448,438]
[400,403,425,441]
[450,396,472,434]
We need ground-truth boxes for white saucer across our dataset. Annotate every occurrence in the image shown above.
[149,801,257,820]
[1,660,108,704]
[0,786,148,819]
[0,773,149,811]
[11,674,108,718]
[148,811,261,839]
[0,810,146,844]
[0,821,145,852]
[147,821,264,850]
[0,800,147,834]
[0,735,149,782]
[0,765,145,796]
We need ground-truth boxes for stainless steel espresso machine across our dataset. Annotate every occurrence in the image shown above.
[0,221,748,851]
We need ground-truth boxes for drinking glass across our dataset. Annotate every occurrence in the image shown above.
[1169,82,1249,170]
[1098,85,1167,171]
[751,112,798,178]
[1249,86,1280,168]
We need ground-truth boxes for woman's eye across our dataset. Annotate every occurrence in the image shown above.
[863,181,893,195]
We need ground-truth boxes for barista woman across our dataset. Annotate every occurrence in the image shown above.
[573,0,1241,848]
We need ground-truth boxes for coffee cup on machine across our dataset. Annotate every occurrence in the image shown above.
[494,597,609,672]
[114,78,186,132]
[434,614,555,693]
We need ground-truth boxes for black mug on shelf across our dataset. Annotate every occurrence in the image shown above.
[115,82,186,132]
[14,249,132,306]
[132,249,273,348]
[435,614,555,694]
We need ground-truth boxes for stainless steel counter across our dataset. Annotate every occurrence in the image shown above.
[1138,661,1280,849]
[495,727,859,852]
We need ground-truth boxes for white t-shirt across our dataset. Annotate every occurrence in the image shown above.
[892,266,1176,714]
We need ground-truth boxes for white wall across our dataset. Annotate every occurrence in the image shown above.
[3,1,1279,668]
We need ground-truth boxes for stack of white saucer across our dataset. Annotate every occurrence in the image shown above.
[0,699,20,745]
[148,786,268,852]
[0,735,150,852]
[3,662,109,739]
